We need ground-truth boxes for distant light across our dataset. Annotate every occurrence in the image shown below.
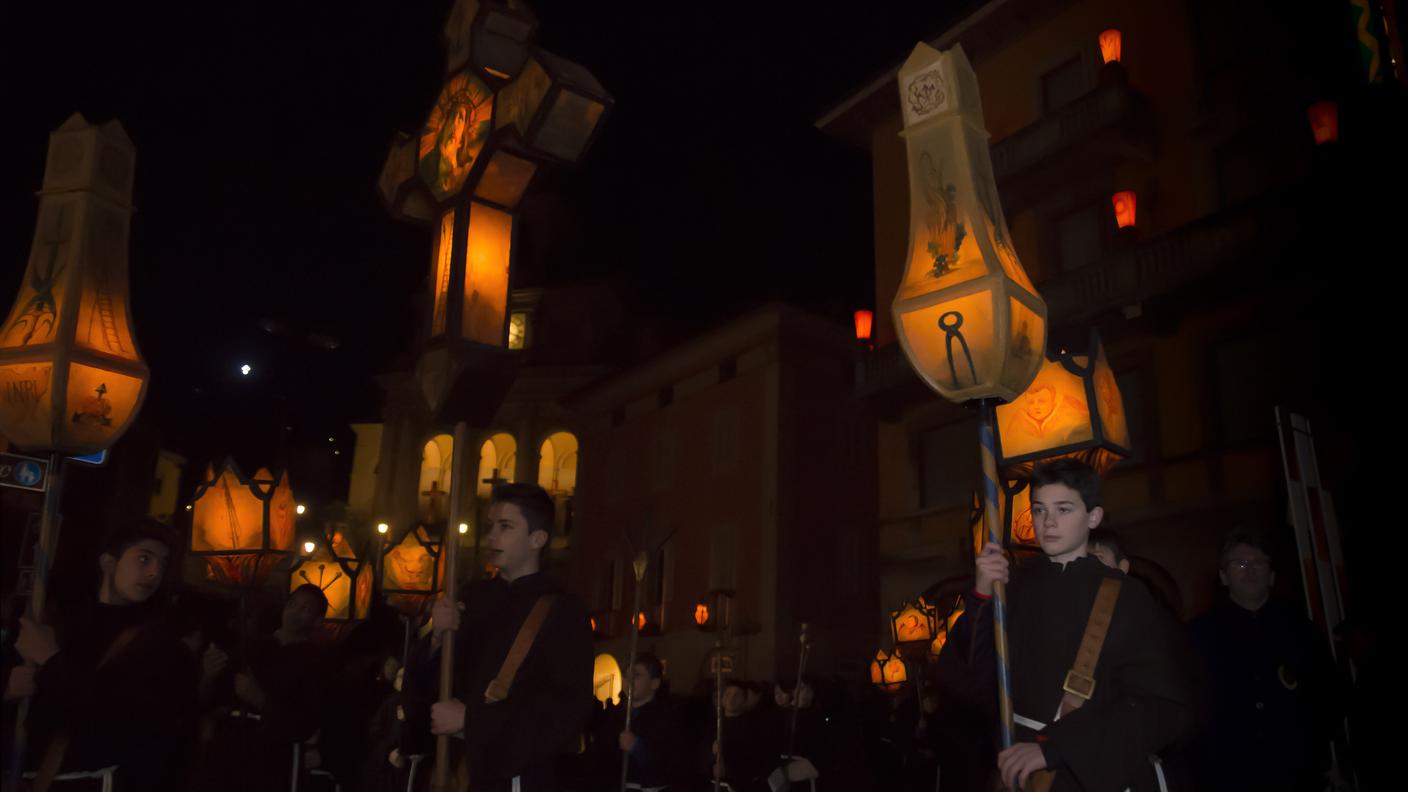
[185,504,193,512]
[333,450,340,456]
[240,364,251,376]
[328,436,335,442]
[458,523,469,534]
[303,541,316,554]
[296,504,306,515]
[377,522,389,535]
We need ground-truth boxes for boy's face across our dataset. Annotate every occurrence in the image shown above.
[1031,482,1103,561]
[100,539,169,605]
[282,592,326,635]
[1219,543,1274,604]
[722,685,747,717]
[629,662,660,703]
[483,501,547,581]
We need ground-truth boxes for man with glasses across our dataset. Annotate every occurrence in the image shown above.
[1187,529,1340,792]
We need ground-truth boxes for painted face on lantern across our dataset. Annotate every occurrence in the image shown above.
[483,501,546,581]
[1024,386,1056,423]
[101,539,169,605]
[1030,482,1103,563]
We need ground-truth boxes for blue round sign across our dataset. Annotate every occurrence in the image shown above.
[14,462,42,487]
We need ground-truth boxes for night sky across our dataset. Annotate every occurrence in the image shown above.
[3,0,980,487]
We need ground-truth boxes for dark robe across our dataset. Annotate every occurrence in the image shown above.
[405,571,594,792]
[590,695,688,789]
[944,555,1198,792]
[697,709,778,792]
[26,599,197,792]
[1187,597,1338,792]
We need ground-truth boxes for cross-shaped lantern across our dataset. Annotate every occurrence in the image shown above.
[376,0,612,414]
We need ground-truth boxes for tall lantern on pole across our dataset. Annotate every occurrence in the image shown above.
[189,459,297,586]
[0,114,150,454]
[892,43,1048,752]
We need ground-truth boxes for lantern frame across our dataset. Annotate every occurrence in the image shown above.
[492,47,613,164]
[288,527,372,625]
[869,649,908,694]
[993,329,1132,474]
[380,523,447,616]
[0,115,150,455]
[187,458,296,587]
[889,597,939,648]
[443,0,540,84]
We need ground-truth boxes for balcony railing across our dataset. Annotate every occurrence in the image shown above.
[991,69,1147,185]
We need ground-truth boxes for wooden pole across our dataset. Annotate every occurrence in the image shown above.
[4,455,63,792]
[618,552,649,792]
[978,401,1016,750]
[431,421,469,792]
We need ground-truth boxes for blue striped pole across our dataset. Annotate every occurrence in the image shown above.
[979,401,1016,750]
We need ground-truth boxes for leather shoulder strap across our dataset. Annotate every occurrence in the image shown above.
[1057,577,1122,718]
[483,594,557,704]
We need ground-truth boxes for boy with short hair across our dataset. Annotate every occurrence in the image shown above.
[416,482,593,792]
[950,459,1196,791]
[11,519,197,791]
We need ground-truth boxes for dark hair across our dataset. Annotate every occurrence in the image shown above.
[633,652,665,680]
[722,677,747,693]
[1087,527,1126,563]
[491,482,555,537]
[1031,458,1103,511]
[289,583,330,615]
[1218,527,1274,569]
[100,518,176,560]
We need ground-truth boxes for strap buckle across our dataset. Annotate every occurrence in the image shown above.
[1063,670,1096,701]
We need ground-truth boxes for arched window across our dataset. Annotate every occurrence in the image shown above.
[592,652,622,707]
[477,432,517,498]
[417,434,454,524]
[537,431,579,495]
[538,431,579,538]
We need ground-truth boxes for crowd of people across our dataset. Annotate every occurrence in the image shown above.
[0,469,1372,791]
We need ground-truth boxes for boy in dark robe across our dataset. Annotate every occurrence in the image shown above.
[10,519,197,791]
[413,483,594,792]
[947,459,1198,791]
[590,651,687,790]
[700,678,777,791]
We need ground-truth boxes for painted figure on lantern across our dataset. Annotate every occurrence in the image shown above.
[1000,371,1091,458]
[921,152,966,277]
[3,208,71,347]
[419,72,494,200]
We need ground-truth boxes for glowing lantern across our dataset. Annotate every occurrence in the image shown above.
[853,310,874,345]
[892,44,1047,403]
[869,649,908,693]
[635,611,647,631]
[1307,101,1339,145]
[289,529,372,626]
[589,610,613,639]
[890,598,939,647]
[494,49,612,163]
[381,525,447,616]
[0,115,149,454]
[994,330,1131,474]
[189,459,296,585]
[694,589,735,632]
[927,594,966,660]
[444,0,539,83]
[1099,29,1122,64]
[1112,191,1137,229]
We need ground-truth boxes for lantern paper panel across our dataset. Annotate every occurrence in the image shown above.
[0,116,149,454]
[493,50,610,164]
[971,478,1040,554]
[593,652,623,706]
[382,526,446,616]
[378,133,438,224]
[291,534,370,623]
[694,589,735,632]
[890,598,938,645]
[418,72,495,202]
[473,147,538,209]
[1099,30,1122,64]
[462,202,513,345]
[892,43,1047,404]
[431,210,456,337]
[189,461,296,585]
[444,0,538,81]
[869,649,908,693]
[1112,191,1137,229]
[994,330,1131,473]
